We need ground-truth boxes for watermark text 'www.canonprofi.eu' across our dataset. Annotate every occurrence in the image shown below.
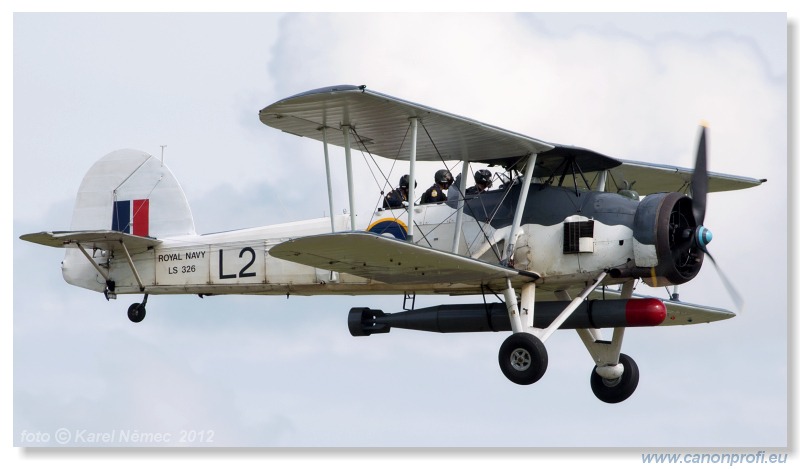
[642,451,788,465]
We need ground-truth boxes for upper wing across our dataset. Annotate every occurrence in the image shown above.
[259,85,621,174]
[269,231,538,286]
[609,159,765,195]
[20,230,161,253]
[260,86,763,190]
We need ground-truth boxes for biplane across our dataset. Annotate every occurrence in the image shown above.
[21,85,765,403]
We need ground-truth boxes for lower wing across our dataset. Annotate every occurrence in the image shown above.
[269,231,538,287]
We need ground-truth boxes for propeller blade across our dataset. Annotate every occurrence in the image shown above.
[705,250,744,312]
[690,125,708,225]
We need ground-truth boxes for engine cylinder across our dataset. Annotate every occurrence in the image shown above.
[632,192,704,286]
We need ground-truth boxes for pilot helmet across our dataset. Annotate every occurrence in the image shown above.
[435,169,454,187]
[474,169,493,187]
[399,174,417,190]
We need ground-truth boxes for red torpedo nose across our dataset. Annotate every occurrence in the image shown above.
[625,298,667,326]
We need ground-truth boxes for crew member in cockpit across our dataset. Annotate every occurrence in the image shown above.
[420,169,453,204]
[466,169,493,195]
[383,174,415,209]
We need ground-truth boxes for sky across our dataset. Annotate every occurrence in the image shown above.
[4,3,795,468]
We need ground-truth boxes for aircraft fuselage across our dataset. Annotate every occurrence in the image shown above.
[63,183,651,296]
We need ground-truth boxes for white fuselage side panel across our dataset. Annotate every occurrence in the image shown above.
[64,200,638,296]
[96,216,361,295]
[513,221,633,285]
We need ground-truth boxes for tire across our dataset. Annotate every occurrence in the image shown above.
[590,353,639,403]
[127,303,146,323]
[498,333,548,385]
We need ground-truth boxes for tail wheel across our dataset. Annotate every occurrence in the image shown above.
[127,303,146,323]
[498,333,548,385]
[590,353,639,403]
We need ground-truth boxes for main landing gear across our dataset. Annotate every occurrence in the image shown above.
[590,353,639,404]
[498,333,548,385]
[498,330,639,403]
[497,276,639,403]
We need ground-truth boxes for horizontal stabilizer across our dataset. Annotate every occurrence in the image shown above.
[270,231,537,286]
[20,230,161,254]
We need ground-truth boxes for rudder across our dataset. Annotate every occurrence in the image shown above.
[70,149,195,237]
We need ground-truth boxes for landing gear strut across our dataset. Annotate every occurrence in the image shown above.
[497,274,611,393]
[127,293,148,323]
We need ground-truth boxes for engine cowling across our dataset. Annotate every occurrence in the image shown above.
[631,192,704,286]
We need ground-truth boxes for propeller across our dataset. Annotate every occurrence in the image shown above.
[690,125,708,226]
[686,124,744,311]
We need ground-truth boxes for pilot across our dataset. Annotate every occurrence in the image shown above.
[383,174,416,209]
[420,169,454,204]
[466,169,493,195]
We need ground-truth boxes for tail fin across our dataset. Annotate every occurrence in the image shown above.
[71,149,195,238]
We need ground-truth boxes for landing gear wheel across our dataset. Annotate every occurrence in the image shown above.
[590,353,639,403]
[498,333,548,385]
[127,303,146,323]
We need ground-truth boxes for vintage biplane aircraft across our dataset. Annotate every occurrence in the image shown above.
[21,85,765,403]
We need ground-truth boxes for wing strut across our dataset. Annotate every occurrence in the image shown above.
[322,126,336,234]
[594,170,608,192]
[407,117,418,242]
[451,159,470,253]
[343,125,357,230]
[503,153,538,265]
